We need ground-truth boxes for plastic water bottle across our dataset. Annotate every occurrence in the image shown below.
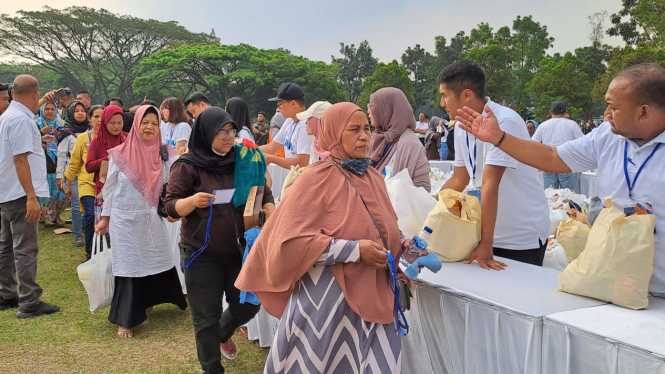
[402,226,433,265]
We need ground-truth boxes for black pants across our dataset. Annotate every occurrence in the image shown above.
[494,239,546,266]
[182,248,260,374]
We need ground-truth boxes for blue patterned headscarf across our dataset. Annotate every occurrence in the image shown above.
[35,103,64,162]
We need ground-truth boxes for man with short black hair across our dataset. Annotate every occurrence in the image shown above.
[109,97,124,108]
[415,112,429,143]
[0,75,60,318]
[184,92,211,119]
[259,83,313,169]
[253,111,269,136]
[532,101,584,190]
[0,83,9,116]
[457,63,665,298]
[437,60,550,269]
[76,91,91,109]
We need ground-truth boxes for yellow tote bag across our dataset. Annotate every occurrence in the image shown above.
[558,204,656,310]
[556,219,591,262]
[280,165,307,200]
[424,189,481,262]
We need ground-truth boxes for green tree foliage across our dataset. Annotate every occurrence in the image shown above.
[430,32,469,108]
[134,43,344,115]
[356,61,415,110]
[574,42,613,82]
[401,44,435,107]
[331,41,378,103]
[0,6,214,104]
[591,44,665,103]
[527,52,593,119]
[509,16,555,108]
[608,0,665,46]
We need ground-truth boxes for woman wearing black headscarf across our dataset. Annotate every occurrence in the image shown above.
[224,97,255,142]
[56,102,90,246]
[164,107,275,374]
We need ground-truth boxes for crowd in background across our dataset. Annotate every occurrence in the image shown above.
[1,59,665,374]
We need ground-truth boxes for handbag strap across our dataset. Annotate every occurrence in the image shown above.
[327,160,387,249]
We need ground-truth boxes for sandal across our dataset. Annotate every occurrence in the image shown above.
[117,326,133,339]
[220,338,238,361]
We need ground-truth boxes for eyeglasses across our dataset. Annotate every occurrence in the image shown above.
[277,100,293,109]
[217,128,237,139]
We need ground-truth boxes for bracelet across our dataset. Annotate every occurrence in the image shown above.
[494,131,507,147]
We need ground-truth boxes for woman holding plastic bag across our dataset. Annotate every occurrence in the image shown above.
[237,102,412,374]
[95,105,187,339]
[368,87,431,191]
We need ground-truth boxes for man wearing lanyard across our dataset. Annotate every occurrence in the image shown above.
[260,83,313,169]
[456,63,665,297]
[437,61,550,270]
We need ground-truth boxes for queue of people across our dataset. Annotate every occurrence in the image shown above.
[1,60,664,374]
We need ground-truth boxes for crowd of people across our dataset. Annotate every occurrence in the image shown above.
[0,58,664,374]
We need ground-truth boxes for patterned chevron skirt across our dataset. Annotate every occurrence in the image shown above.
[264,263,402,374]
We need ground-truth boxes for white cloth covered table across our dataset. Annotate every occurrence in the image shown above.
[579,171,597,198]
[246,305,280,347]
[543,296,665,374]
[402,257,605,374]
[428,160,455,173]
[267,164,290,200]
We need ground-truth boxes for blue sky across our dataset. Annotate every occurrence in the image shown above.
[6,0,625,63]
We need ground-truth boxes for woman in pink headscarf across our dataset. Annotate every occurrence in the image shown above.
[295,101,332,164]
[95,105,187,339]
[368,87,431,191]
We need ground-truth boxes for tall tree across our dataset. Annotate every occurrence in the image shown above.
[134,43,345,115]
[356,61,415,110]
[509,16,554,108]
[430,31,468,108]
[574,42,613,83]
[331,40,378,103]
[527,52,593,119]
[608,0,665,46]
[0,6,215,104]
[401,44,435,107]
[464,23,513,103]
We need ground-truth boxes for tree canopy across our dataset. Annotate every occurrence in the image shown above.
[0,6,215,104]
[357,61,415,110]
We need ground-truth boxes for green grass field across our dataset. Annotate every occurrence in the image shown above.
[0,221,269,374]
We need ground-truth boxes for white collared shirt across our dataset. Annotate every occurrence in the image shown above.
[533,118,584,147]
[0,101,49,203]
[558,122,665,295]
[454,98,550,250]
[415,121,429,138]
[273,118,314,159]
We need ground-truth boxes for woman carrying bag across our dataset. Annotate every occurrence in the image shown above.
[95,105,187,339]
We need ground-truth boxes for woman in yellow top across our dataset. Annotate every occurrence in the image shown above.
[64,105,103,261]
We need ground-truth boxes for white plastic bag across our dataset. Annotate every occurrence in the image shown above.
[386,169,437,239]
[549,209,569,235]
[77,234,114,313]
[542,239,569,271]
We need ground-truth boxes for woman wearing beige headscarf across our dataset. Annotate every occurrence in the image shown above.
[368,87,431,191]
[236,102,408,374]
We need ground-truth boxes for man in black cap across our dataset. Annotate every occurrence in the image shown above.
[259,83,312,169]
[532,101,584,190]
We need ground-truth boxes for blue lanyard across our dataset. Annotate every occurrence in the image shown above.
[387,252,409,336]
[623,141,661,200]
[372,143,393,169]
[185,198,213,268]
[167,125,175,146]
[466,133,477,187]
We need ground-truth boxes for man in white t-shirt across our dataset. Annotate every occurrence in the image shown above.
[532,101,584,191]
[259,83,313,169]
[414,112,429,143]
[0,75,60,318]
[437,61,550,270]
[456,63,665,297]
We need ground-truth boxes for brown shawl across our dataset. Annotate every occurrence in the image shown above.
[235,102,402,324]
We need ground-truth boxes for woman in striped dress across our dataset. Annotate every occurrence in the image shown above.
[237,102,410,374]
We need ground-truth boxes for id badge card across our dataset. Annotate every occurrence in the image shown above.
[212,189,235,205]
[466,187,482,204]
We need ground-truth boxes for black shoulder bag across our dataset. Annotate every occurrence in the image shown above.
[327,160,412,312]
[157,144,170,218]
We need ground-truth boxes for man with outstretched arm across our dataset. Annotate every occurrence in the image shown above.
[455,63,665,297]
